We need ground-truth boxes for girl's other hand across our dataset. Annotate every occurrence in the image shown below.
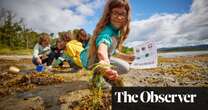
[128,55,135,61]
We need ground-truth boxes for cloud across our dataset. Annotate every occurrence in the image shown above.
[127,0,208,48]
[76,4,94,16]
[0,0,103,33]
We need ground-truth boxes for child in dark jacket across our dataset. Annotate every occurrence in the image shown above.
[47,37,65,67]
[49,33,82,73]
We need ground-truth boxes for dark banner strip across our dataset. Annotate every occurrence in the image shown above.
[112,87,208,110]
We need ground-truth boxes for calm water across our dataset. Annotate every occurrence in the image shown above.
[158,51,208,58]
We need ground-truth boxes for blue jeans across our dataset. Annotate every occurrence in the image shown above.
[110,57,129,74]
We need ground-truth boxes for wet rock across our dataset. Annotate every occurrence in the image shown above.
[0,96,45,110]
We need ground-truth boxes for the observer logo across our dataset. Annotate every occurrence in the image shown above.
[114,91,197,104]
[112,87,208,110]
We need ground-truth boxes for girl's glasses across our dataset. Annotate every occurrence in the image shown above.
[111,11,127,18]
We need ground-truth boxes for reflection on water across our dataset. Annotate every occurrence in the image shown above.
[159,51,208,58]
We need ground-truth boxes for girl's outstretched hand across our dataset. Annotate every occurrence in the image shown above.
[104,68,118,80]
[98,60,118,80]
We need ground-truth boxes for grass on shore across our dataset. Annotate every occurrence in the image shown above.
[0,47,32,55]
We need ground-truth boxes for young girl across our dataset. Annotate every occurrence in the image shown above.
[59,32,71,43]
[80,0,133,82]
[75,28,90,48]
[32,33,51,66]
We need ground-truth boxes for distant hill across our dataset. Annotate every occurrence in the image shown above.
[158,44,208,52]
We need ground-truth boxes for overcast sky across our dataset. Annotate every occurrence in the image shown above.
[0,0,208,48]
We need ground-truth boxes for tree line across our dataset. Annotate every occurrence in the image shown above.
[0,8,41,49]
[0,9,85,50]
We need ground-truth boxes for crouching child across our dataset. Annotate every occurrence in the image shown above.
[32,33,51,66]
